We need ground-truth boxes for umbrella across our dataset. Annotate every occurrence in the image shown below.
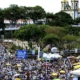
[73,63,77,66]
[52,73,58,76]
[17,64,21,67]
[6,63,11,66]
[73,62,80,66]
[12,73,20,80]
[53,79,60,80]
[77,56,80,59]
[76,62,80,65]
[60,70,65,74]
[74,65,80,69]
[38,58,42,61]
[13,74,20,77]
[15,78,20,80]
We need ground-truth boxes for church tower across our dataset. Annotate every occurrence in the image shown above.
[61,0,68,10]
[61,0,79,19]
[71,0,79,19]
[71,0,79,10]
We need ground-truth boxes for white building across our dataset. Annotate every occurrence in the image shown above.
[4,18,34,24]
[61,0,80,19]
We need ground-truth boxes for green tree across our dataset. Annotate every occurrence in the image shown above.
[53,11,73,26]
[62,35,77,42]
[65,26,80,35]
[45,26,67,49]
[4,4,21,25]
[14,24,46,42]
[29,6,46,23]
[74,17,80,25]
[19,6,31,24]
[0,9,5,35]
[45,26,66,38]
[62,35,77,49]
[46,13,54,25]
[14,24,47,49]
[43,34,59,46]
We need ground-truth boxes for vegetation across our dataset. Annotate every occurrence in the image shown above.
[0,9,5,35]
[11,44,23,50]
[0,4,74,28]
[43,34,59,45]
[13,24,80,50]
[0,4,80,50]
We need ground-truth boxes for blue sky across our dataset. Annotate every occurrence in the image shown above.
[0,0,80,13]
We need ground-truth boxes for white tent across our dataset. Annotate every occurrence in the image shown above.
[70,69,80,76]
[3,39,13,43]
[51,53,62,58]
[43,53,62,60]
[43,53,51,60]
[43,53,47,58]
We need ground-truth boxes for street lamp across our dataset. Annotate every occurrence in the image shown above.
[10,12,13,39]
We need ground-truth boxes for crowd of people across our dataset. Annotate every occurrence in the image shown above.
[0,44,80,80]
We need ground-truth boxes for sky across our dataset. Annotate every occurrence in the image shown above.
[0,0,80,13]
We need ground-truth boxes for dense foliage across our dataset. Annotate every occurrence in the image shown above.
[0,4,80,50]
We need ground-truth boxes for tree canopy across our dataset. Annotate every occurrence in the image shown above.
[29,6,46,23]
[14,24,46,42]
[53,11,73,26]
[62,35,77,42]
[4,4,21,24]
[0,9,5,35]
[43,34,59,45]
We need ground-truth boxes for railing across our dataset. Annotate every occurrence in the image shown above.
[72,25,80,27]
[0,27,20,31]
[64,49,80,54]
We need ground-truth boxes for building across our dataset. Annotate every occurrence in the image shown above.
[61,0,80,19]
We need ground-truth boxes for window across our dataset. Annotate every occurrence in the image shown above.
[76,3,77,7]
[72,3,73,9]
[62,4,63,7]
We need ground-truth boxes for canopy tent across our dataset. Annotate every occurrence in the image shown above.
[3,39,13,43]
[43,53,62,60]
[43,53,51,60]
[70,69,80,76]
[51,53,62,58]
